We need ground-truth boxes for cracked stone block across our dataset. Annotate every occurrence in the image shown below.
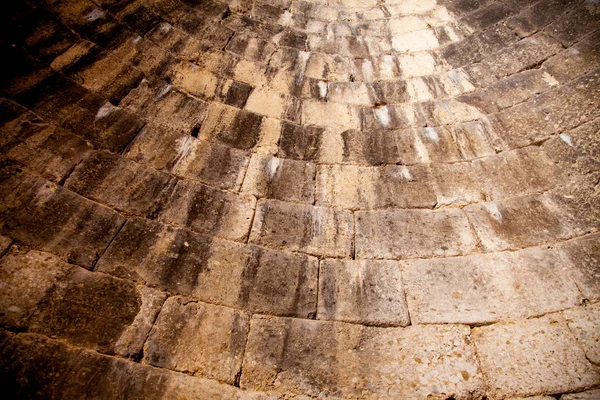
[97,218,317,317]
[557,233,600,301]
[249,199,354,258]
[355,208,477,260]
[402,246,581,325]
[472,315,600,398]
[143,296,249,385]
[318,259,410,326]
[241,316,483,398]
[317,164,436,210]
[0,333,246,399]
[561,302,600,365]
[21,259,164,356]
[0,167,125,269]
[241,154,316,204]
[159,179,256,242]
[64,150,177,218]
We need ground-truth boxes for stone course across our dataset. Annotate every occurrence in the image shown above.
[1,0,599,398]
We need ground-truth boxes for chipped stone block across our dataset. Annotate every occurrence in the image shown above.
[0,168,125,269]
[159,179,256,241]
[64,150,177,218]
[316,164,436,210]
[249,199,353,258]
[143,296,249,384]
[355,208,477,260]
[472,315,599,398]
[402,246,581,325]
[241,154,315,204]
[562,302,600,364]
[318,259,410,326]
[557,233,600,301]
[241,316,483,398]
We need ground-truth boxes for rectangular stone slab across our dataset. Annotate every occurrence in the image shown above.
[143,296,249,385]
[241,316,483,398]
[355,208,477,259]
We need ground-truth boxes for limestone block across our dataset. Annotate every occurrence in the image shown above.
[327,82,371,106]
[431,161,485,207]
[462,2,515,30]
[199,102,263,150]
[249,199,353,258]
[543,3,600,47]
[316,164,436,209]
[318,259,410,326]
[143,296,249,384]
[241,154,316,204]
[64,150,177,218]
[97,218,318,317]
[355,208,477,259]
[562,302,600,364]
[557,233,600,301]
[392,29,439,53]
[241,316,483,398]
[561,390,600,400]
[0,168,125,269]
[402,246,581,325]
[472,315,599,398]
[302,100,361,131]
[171,61,219,99]
[277,122,325,161]
[506,0,574,37]
[158,179,256,242]
[245,88,287,120]
[543,31,600,83]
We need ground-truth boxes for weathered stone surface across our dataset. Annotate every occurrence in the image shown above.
[249,199,354,258]
[159,179,256,241]
[355,208,477,259]
[0,167,125,269]
[242,154,316,204]
[302,100,361,131]
[472,315,599,398]
[97,218,317,317]
[557,233,600,301]
[506,0,575,38]
[199,102,264,150]
[241,316,483,398]
[316,164,436,210]
[543,31,600,83]
[561,302,600,365]
[143,296,249,384]
[0,235,11,256]
[543,3,600,47]
[402,246,581,325]
[65,150,176,217]
[561,390,600,400]
[0,333,249,399]
[277,122,325,162]
[318,259,410,326]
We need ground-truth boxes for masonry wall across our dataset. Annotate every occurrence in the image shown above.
[0,0,599,399]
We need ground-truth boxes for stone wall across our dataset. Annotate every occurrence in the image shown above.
[0,0,599,398]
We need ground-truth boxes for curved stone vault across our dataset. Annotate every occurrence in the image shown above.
[0,0,599,398]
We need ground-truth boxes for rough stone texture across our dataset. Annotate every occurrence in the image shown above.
[249,199,354,258]
[318,259,410,326]
[561,302,600,365]
[472,315,600,398]
[241,316,483,398]
[356,208,477,259]
[561,390,600,400]
[557,233,600,301]
[402,247,581,325]
[143,296,249,385]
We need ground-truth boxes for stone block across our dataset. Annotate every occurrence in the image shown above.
[544,3,600,46]
[302,100,361,131]
[249,199,354,258]
[562,302,600,364]
[557,233,600,301]
[0,168,125,269]
[506,0,575,37]
[561,390,600,400]
[241,154,316,204]
[199,103,263,150]
[543,31,600,83]
[355,208,477,260]
[462,2,515,30]
[277,122,325,162]
[472,315,599,398]
[159,179,256,242]
[64,150,177,218]
[170,61,219,99]
[97,218,318,317]
[316,164,436,210]
[241,316,483,398]
[431,161,485,207]
[402,246,581,325]
[143,296,249,384]
[318,259,410,326]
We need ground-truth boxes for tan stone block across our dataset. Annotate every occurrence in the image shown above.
[241,316,483,398]
[318,259,410,326]
[143,296,249,384]
[472,316,599,398]
[249,199,353,258]
[245,88,286,119]
[561,390,600,400]
[392,29,439,53]
[302,100,361,131]
[402,247,581,325]
[199,102,263,150]
[171,62,219,98]
[355,208,477,259]
[327,82,372,106]
[562,302,600,364]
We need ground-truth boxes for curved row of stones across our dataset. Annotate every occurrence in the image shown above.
[0,0,599,399]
